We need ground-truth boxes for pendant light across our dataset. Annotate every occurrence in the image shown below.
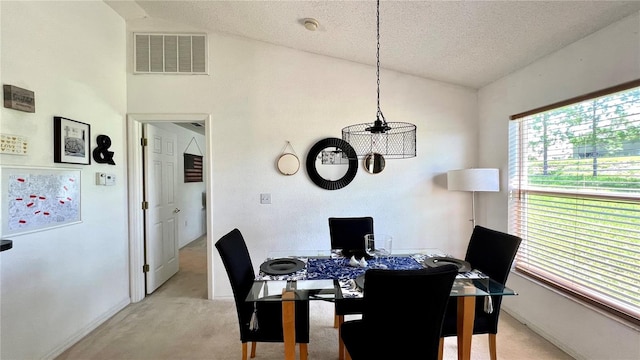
[342,0,417,159]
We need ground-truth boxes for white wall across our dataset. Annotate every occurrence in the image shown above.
[125,18,479,299]
[0,2,128,359]
[153,123,206,247]
[8,3,634,359]
[478,12,640,360]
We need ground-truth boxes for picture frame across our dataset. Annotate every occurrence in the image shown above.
[184,153,203,182]
[1,166,82,236]
[3,85,35,113]
[54,116,91,165]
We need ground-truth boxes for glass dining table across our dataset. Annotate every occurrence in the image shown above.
[246,249,517,360]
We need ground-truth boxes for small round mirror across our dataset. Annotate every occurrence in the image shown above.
[277,153,300,175]
[363,152,385,174]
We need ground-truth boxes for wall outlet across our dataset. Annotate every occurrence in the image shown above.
[260,193,271,204]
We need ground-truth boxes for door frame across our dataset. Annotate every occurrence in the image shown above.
[127,113,213,303]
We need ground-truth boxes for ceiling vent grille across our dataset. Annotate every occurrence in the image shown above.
[134,33,207,75]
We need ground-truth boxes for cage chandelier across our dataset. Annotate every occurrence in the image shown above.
[341,0,416,159]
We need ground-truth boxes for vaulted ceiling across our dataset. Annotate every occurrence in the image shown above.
[108,1,640,89]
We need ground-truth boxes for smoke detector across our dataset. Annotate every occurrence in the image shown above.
[303,18,319,31]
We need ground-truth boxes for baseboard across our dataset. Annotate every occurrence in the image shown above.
[502,308,584,360]
[42,297,131,360]
[179,233,206,249]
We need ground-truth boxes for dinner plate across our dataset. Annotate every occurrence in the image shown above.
[260,258,305,275]
[423,257,471,273]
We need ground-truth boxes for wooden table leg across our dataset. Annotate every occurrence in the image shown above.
[282,289,296,360]
[337,315,345,360]
[457,296,475,360]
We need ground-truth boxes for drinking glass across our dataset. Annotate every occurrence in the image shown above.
[364,233,392,269]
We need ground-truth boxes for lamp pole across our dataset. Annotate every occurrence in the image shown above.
[470,190,477,229]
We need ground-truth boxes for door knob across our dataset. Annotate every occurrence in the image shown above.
[174,208,181,213]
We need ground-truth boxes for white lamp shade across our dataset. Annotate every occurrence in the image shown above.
[447,168,499,192]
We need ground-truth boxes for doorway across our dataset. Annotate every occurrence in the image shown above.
[127,113,212,303]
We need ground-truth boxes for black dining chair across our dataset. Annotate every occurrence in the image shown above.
[328,217,373,359]
[438,225,522,360]
[341,265,459,360]
[215,228,310,360]
[328,216,374,258]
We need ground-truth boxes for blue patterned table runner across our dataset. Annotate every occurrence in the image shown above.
[306,256,423,280]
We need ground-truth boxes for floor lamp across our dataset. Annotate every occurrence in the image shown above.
[447,168,499,228]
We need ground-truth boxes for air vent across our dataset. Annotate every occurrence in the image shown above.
[134,33,207,75]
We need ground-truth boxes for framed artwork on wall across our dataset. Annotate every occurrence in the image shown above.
[54,116,91,165]
[1,166,82,236]
[184,153,203,182]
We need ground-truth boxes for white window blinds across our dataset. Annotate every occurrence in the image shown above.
[508,80,640,324]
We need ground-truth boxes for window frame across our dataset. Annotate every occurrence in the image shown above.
[509,79,640,326]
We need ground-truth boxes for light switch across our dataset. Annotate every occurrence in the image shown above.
[260,193,271,204]
[96,172,106,185]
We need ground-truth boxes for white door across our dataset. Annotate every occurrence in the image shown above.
[144,123,179,293]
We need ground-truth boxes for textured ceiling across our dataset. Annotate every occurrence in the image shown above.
[110,1,640,89]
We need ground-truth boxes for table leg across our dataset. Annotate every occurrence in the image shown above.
[457,296,475,360]
[337,315,345,360]
[282,289,296,360]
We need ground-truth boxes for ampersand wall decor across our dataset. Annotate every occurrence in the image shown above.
[93,134,116,165]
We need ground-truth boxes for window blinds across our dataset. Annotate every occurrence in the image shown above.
[508,81,640,323]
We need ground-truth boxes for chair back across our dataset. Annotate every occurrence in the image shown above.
[465,225,522,285]
[328,217,374,257]
[441,225,523,338]
[214,228,256,336]
[361,266,458,358]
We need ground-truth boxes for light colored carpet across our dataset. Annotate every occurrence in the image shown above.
[57,236,573,360]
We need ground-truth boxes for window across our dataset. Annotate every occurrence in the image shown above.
[509,80,640,324]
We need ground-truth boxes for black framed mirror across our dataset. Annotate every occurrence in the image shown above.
[306,137,358,190]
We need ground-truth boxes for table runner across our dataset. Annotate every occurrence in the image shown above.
[306,256,423,280]
[255,253,487,281]
[256,255,425,281]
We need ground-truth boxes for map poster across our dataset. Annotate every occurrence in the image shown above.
[1,167,81,236]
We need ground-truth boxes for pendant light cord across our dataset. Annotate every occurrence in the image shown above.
[376,0,385,124]
[340,0,417,158]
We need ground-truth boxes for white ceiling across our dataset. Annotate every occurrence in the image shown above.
[110,1,640,89]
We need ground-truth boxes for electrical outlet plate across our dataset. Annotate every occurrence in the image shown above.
[260,193,271,204]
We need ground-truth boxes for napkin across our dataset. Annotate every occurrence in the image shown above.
[348,256,368,268]
[349,256,359,267]
[358,257,368,267]
[339,279,363,298]
[456,269,488,279]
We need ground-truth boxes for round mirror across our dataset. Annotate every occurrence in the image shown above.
[363,152,385,174]
[316,148,349,180]
[306,138,358,190]
[277,153,300,175]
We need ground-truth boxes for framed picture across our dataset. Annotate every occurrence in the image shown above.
[184,153,203,182]
[1,166,82,236]
[54,116,91,165]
